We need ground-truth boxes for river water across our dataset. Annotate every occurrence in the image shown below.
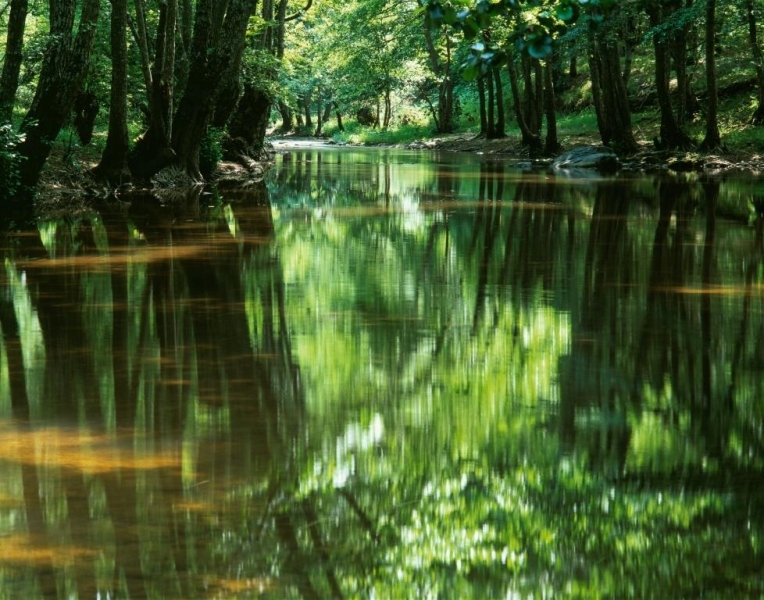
[0,145,763,598]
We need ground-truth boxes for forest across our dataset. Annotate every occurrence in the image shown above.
[1,0,764,206]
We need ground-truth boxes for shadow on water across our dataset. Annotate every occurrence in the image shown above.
[0,151,763,598]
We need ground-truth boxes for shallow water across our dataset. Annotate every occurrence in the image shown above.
[1,147,763,598]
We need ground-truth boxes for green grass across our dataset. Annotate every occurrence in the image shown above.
[324,121,438,146]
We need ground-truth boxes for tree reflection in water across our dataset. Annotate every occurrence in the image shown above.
[0,154,763,598]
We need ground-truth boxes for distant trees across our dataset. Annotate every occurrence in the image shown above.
[3,0,764,199]
[416,0,747,153]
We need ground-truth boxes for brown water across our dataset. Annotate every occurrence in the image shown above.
[1,146,763,598]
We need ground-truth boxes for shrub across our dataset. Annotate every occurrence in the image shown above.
[0,123,25,199]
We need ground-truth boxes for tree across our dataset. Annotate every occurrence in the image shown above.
[421,16,457,133]
[15,0,101,191]
[587,25,638,152]
[128,0,179,180]
[0,0,28,124]
[699,0,721,150]
[171,0,259,181]
[91,0,131,185]
[746,0,764,124]
[645,0,695,149]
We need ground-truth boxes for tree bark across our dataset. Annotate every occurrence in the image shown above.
[747,0,764,124]
[92,0,131,184]
[507,58,541,153]
[493,68,505,137]
[477,76,487,135]
[486,72,495,138]
[129,0,178,180]
[224,84,270,157]
[278,100,294,133]
[0,0,28,123]
[16,0,101,190]
[423,21,455,134]
[171,0,259,180]
[647,3,695,149]
[588,33,638,153]
[700,0,721,149]
[543,58,561,155]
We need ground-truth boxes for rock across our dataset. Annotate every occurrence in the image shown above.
[552,145,621,174]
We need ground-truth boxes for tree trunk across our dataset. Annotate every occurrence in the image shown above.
[486,72,495,138]
[647,4,695,149]
[212,78,243,129]
[302,92,313,129]
[16,0,101,191]
[544,58,561,155]
[278,100,294,133]
[587,35,607,142]
[507,58,542,153]
[477,77,487,135]
[383,89,392,128]
[224,84,271,161]
[493,68,505,137]
[176,0,194,92]
[0,0,28,123]
[670,1,698,126]
[171,0,259,181]
[519,56,543,137]
[423,21,455,134]
[92,0,131,185]
[129,0,177,181]
[588,33,638,153]
[747,0,764,124]
[314,91,324,137]
[700,0,721,149]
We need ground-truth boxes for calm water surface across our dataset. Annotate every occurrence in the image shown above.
[1,146,763,598]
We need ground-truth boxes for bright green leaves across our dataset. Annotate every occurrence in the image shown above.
[420,0,614,63]
[516,32,554,59]
[462,41,507,80]
[555,2,576,21]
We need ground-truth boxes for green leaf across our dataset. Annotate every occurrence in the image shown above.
[556,5,575,21]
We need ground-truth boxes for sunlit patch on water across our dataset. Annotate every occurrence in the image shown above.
[0,534,95,567]
[0,424,181,474]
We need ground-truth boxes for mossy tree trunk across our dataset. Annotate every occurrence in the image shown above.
[129,0,178,180]
[16,0,101,190]
[587,32,638,153]
[92,0,131,185]
[747,0,764,124]
[171,0,259,181]
[224,85,271,161]
[543,58,561,155]
[0,0,28,124]
[647,2,695,150]
[423,21,455,134]
[699,0,721,150]
[507,57,542,154]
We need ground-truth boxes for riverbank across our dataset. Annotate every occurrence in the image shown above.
[272,132,764,175]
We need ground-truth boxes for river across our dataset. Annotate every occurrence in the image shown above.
[0,145,762,598]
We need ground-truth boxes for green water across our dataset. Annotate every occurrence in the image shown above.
[0,146,762,598]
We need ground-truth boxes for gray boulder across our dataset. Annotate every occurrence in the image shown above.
[552,145,621,174]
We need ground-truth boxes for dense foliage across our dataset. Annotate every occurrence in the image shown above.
[0,0,764,201]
